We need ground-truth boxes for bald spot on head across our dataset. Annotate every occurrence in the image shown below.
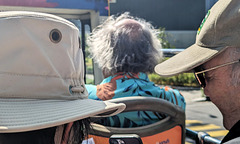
[114,19,143,40]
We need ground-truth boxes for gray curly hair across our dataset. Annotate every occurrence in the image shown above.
[87,12,162,75]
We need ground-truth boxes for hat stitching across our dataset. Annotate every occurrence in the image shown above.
[0,106,99,124]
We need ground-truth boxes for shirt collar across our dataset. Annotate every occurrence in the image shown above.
[221,120,240,143]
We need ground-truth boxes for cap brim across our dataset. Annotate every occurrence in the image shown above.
[155,44,227,77]
[0,98,125,133]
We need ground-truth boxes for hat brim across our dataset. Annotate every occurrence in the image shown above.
[0,98,125,133]
[155,44,227,77]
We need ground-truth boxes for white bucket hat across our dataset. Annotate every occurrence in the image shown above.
[0,11,125,133]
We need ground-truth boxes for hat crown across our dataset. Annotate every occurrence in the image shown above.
[196,0,240,48]
[0,11,87,99]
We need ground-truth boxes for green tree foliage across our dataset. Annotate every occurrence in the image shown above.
[149,73,199,87]
[153,27,199,87]
[158,27,175,48]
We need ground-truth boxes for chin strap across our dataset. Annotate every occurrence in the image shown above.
[54,122,74,144]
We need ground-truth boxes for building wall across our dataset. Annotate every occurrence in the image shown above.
[109,0,205,30]
[109,0,218,48]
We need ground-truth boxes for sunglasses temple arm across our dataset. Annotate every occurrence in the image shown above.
[195,60,240,75]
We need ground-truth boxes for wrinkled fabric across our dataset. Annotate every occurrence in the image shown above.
[86,72,185,128]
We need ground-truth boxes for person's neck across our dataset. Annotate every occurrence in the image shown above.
[102,70,113,78]
[103,72,126,78]
[223,111,240,130]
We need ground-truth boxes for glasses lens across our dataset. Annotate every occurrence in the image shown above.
[194,73,206,88]
[194,66,206,88]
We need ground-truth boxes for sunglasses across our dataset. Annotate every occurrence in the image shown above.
[194,59,240,88]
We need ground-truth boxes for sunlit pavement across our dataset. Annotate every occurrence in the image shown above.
[179,89,228,144]
[185,120,228,144]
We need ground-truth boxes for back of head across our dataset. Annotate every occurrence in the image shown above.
[88,12,162,75]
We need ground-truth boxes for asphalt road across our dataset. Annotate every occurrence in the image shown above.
[180,89,228,143]
[180,89,224,128]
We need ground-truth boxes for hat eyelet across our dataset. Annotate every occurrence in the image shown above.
[49,29,62,43]
[69,85,73,94]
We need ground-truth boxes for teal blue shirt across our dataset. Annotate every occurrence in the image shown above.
[86,72,185,127]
